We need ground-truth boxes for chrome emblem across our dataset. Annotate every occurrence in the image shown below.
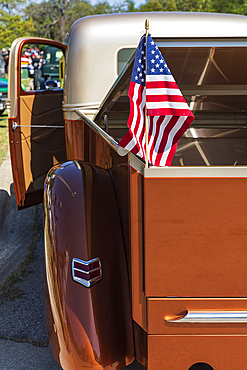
[72,257,102,288]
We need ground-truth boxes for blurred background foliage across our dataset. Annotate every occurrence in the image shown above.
[0,0,247,47]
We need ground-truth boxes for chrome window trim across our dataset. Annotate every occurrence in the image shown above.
[155,38,247,48]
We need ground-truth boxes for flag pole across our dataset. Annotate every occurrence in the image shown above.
[145,19,149,168]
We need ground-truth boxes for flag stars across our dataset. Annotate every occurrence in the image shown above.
[132,34,172,83]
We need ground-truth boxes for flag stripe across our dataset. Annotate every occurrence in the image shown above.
[146,101,191,110]
[146,75,175,82]
[146,88,183,96]
[147,108,194,117]
[155,116,178,165]
[146,95,187,103]
[146,81,179,89]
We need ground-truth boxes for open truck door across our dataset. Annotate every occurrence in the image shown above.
[8,37,66,210]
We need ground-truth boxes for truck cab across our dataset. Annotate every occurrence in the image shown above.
[8,12,247,370]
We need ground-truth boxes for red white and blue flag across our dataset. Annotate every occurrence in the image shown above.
[119,34,194,166]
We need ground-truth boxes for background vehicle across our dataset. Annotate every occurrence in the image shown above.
[0,56,6,78]
[7,12,247,370]
[0,77,8,114]
[41,45,63,87]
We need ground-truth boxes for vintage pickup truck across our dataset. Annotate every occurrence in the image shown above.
[7,11,247,370]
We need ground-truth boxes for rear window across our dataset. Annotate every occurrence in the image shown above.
[160,46,247,121]
[117,48,135,75]
[158,45,247,166]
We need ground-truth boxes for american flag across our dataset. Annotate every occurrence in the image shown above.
[119,34,194,166]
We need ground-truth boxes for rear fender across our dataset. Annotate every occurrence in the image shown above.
[44,160,134,369]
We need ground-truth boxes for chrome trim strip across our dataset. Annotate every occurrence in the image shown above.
[165,311,247,323]
[144,166,247,178]
[62,102,100,112]
[75,109,129,157]
[72,257,102,288]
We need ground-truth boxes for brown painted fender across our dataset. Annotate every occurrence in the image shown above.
[43,160,134,370]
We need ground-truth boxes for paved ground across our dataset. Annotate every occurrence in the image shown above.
[0,152,36,285]
[0,154,62,369]
[0,339,62,370]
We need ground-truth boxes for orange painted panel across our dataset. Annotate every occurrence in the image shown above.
[148,298,247,335]
[144,178,247,297]
[148,335,247,370]
[130,167,146,330]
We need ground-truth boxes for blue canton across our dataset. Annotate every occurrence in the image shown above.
[130,35,146,86]
[130,34,172,86]
[146,35,171,76]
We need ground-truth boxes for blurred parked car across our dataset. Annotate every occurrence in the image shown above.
[41,45,63,85]
[0,77,8,114]
[0,57,5,79]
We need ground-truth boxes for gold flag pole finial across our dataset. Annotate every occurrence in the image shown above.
[145,18,149,30]
[145,19,149,168]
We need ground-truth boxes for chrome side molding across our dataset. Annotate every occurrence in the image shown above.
[165,311,247,323]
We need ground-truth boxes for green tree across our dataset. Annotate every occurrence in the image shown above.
[93,1,112,14]
[67,0,94,27]
[25,2,59,39]
[25,0,72,42]
[210,0,247,14]
[176,0,212,11]
[0,9,34,49]
[50,0,71,42]
[139,0,177,11]
[0,0,25,15]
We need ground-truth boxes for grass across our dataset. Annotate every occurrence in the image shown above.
[0,111,8,167]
